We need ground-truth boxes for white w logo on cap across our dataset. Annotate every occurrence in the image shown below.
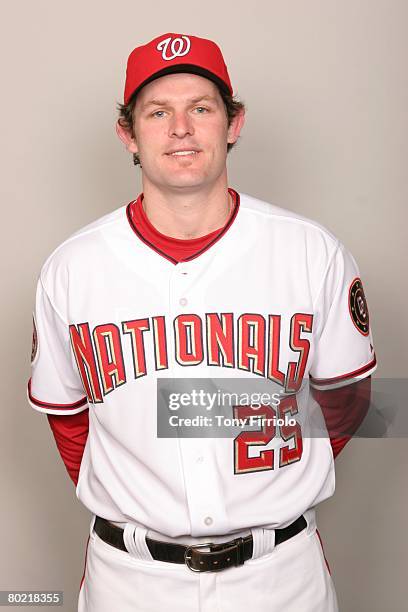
[156,36,191,61]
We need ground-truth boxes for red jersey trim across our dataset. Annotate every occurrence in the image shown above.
[309,355,377,387]
[27,378,88,410]
[79,535,90,593]
[316,529,331,575]
[126,188,240,264]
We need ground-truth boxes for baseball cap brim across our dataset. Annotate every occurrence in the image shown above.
[126,64,231,103]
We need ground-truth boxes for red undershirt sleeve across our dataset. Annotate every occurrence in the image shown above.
[311,376,372,459]
[47,410,89,486]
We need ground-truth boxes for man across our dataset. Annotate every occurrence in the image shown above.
[27,33,376,611]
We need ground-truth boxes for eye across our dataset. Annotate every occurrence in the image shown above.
[151,110,166,118]
[194,106,208,113]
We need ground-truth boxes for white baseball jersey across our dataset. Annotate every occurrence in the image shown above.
[27,189,376,538]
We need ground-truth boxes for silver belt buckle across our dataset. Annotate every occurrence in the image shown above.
[184,542,216,572]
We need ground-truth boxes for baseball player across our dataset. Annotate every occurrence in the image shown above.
[27,32,377,612]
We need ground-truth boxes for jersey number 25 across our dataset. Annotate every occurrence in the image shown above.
[233,396,303,474]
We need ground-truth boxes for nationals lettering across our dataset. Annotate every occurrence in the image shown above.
[69,312,313,404]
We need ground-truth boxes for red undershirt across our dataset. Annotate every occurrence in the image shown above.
[47,190,368,486]
[129,188,238,260]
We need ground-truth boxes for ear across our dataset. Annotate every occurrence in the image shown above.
[227,108,246,145]
[115,120,139,154]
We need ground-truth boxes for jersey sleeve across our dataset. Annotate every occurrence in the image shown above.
[309,242,377,390]
[27,277,88,415]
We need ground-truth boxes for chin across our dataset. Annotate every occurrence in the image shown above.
[161,171,209,187]
[168,180,208,190]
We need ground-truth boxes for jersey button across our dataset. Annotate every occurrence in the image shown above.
[178,265,188,275]
[204,516,213,526]
[196,456,204,464]
[179,297,188,306]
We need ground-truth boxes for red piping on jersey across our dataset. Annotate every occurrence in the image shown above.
[309,355,377,386]
[79,535,90,594]
[126,188,240,264]
[316,529,331,575]
[27,378,88,410]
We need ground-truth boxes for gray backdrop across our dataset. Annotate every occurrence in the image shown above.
[1,0,407,610]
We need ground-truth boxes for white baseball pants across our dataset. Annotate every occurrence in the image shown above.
[78,511,339,612]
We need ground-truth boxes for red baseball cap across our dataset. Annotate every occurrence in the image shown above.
[123,33,233,104]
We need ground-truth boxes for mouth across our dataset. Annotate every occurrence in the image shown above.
[165,150,201,159]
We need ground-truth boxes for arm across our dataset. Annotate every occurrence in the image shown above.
[47,410,89,486]
[28,278,89,484]
[311,376,372,459]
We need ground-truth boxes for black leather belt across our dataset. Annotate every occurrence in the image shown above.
[93,515,307,572]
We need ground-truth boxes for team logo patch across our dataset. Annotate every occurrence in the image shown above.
[31,316,38,363]
[348,278,369,336]
[156,36,191,61]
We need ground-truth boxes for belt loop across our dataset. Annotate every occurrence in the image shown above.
[303,508,317,535]
[123,524,154,561]
[251,527,276,560]
[89,514,96,537]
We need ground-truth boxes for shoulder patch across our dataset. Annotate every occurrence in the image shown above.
[31,316,38,363]
[348,277,369,336]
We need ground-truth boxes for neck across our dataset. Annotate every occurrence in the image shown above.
[140,179,233,239]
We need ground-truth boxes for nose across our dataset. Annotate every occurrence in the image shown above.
[168,111,195,138]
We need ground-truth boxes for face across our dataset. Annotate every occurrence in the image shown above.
[116,73,245,193]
